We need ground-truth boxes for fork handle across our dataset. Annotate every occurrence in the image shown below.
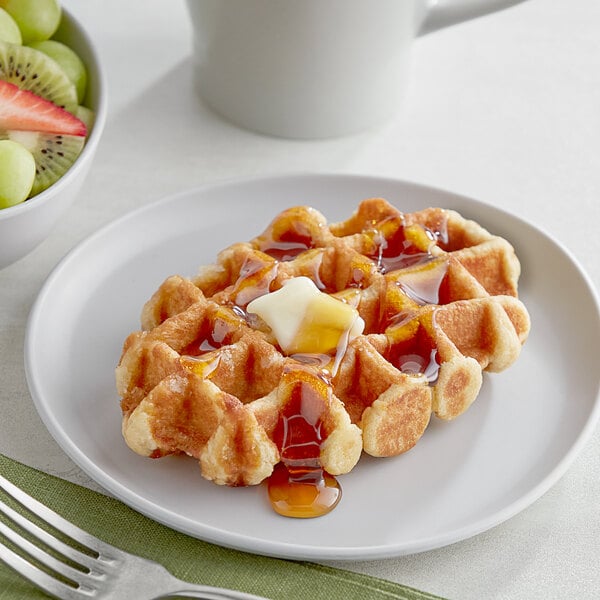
[165,585,269,599]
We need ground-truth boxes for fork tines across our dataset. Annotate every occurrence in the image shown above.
[0,472,119,599]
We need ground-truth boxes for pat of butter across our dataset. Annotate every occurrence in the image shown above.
[247,277,364,355]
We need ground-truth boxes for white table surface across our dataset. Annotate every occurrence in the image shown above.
[1,0,599,598]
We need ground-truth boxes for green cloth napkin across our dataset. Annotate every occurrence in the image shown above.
[0,454,446,600]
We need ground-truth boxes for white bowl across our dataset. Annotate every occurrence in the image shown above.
[0,8,107,270]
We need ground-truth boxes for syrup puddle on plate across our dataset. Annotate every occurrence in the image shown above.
[267,368,342,518]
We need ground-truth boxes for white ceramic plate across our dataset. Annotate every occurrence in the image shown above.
[25,174,600,561]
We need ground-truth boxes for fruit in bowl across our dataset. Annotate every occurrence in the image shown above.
[0,0,106,268]
[0,0,93,204]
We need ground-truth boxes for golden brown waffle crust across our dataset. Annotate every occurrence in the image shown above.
[116,198,530,486]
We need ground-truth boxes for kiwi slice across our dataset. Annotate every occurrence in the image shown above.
[0,40,78,113]
[0,129,84,197]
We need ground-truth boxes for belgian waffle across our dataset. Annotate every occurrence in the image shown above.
[116,198,530,487]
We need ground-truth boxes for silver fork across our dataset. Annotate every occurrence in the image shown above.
[0,473,270,600]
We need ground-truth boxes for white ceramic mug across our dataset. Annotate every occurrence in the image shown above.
[186,0,528,138]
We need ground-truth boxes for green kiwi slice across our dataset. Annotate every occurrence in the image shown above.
[0,40,78,113]
[0,129,84,197]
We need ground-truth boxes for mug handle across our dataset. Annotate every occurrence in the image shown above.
[420,0,529,35]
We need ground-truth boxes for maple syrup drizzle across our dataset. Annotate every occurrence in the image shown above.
[426,212,449,248]
[267,371,341,518]
[351,266,367,287]
[232,256,278,307]
[289,354,335,390]
[366,217,443,273]
[333,287,362,309]
[308,251,327,291]
[179,313,237,377]
[396,260,451,306]
[180,354,221,378]
[395,348,439,383]
[289,353,332,369]
[191,316,232,354]
[388,321,440,384]
[259,230,314,262]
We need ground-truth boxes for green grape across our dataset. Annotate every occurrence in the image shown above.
[30,40,88,103]
[0,139,36,209]
[0,7,21,44]
[0,0,61,44]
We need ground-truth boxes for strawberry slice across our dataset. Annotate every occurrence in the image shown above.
[0,80,86,137]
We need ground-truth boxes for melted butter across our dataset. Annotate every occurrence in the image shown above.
[293,300,362,355]
[247,277,364,356]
